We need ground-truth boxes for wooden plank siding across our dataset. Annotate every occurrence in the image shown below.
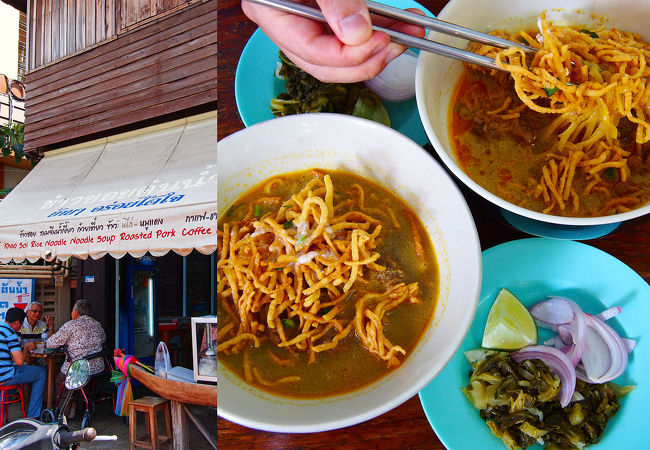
[27,0,119,69]
[23,0,216,152]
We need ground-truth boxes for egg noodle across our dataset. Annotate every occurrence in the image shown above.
[468,13,650,214]
[217,171,422,385]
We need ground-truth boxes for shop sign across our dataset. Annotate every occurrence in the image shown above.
[0,278,35,319]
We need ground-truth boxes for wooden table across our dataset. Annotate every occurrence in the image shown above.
[26,351,65,410]
[217,1,650,447]
[130,365,217,449]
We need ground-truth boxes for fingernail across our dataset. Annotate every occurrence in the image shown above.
[385,47,403,65]
[338,13,368,43]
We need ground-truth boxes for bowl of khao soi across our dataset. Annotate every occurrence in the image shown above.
[217,113,482,432]
[415,0,650,237]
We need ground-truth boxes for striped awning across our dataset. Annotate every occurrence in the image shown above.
[0,112,216,263]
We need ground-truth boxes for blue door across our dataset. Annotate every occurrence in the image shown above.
[126,265,157,365]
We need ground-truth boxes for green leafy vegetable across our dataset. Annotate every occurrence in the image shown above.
[462,350,628,449]
[271,52,390,126]
[580,29,599,39]
[603,167,616,180]
[226,204,242,217]
[254,204,261,218]
[281,318,296,328]
[351,90,391,126]
[318,306,333,316]
[296,234,306,246]
[0,123,36,166]
[544,87,560,97]
[283,220,294,229]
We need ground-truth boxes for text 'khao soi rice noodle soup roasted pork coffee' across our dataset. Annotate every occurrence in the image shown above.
[216,169,439,397]
[450,13,650,217]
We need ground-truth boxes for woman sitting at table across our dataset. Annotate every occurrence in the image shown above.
[46,299,106,418]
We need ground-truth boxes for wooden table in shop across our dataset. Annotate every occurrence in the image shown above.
[217,0,650,447]
[26,350,66,411]
[131,365,217,449]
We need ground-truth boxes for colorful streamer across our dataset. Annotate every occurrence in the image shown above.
[110,351,152,417]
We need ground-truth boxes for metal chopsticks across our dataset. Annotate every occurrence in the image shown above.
[244,0,537,72]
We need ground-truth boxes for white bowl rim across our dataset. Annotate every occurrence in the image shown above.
[415,3,650,227]
[217,113,482,432]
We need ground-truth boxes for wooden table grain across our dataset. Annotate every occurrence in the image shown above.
[217,1,650,447]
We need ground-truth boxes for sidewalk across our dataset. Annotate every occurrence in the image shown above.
[4,392,216,449]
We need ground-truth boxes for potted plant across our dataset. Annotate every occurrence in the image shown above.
[0,123,35,166]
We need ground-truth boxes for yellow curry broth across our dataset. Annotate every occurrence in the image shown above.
[450,69,650,217]
[217,169,439,398]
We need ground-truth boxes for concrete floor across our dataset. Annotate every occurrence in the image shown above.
[3,386,216,449]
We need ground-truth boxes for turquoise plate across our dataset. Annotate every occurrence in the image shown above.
[234,0,433,146]
[420,238,650,449]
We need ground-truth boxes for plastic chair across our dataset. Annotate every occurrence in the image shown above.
[0,384,26,426]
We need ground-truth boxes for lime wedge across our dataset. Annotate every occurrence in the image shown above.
[482,288,537,350]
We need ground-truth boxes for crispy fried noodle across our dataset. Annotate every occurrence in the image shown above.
[469,13,650,214]
[217,172,422,385]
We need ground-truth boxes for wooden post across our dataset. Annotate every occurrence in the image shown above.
[170,400,189,450]
[128,404,136,450]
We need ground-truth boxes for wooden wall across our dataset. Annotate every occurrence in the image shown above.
[23,0,216,152]
[26,0,200,70]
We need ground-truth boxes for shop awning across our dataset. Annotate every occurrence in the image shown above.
[0,112,216,263]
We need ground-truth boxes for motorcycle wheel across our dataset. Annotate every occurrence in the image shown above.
[40,409,55,423]
[81,413,91,429]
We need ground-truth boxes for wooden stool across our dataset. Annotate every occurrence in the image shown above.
[128,396,172,449]
[0,384,25,426]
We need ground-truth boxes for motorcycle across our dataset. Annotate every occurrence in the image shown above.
[0,357,117,449]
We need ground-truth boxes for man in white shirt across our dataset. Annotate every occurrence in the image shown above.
[19,301,54,340]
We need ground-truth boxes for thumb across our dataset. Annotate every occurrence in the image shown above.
[317,0,373,46]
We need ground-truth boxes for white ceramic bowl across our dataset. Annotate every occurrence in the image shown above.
[217,114,481,432]
[416,0,650,238]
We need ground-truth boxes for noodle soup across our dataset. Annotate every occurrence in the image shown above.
[217,169,439,398]
[449,17,650,218]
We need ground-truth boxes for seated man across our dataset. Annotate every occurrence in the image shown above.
[19,302,55,370]
[20,301,54,340]
[46,299,106,417]
[0,307,47,418]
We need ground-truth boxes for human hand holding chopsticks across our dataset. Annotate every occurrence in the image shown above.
[241,0,425,83]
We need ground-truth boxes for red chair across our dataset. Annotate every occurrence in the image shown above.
[0,384,26,426]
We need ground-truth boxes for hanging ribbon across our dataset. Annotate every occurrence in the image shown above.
[110,350,153,417]
[111,354,135,417]
[111,372,132,417]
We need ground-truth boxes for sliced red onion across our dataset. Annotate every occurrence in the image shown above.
[537,297,586,366]
[596,306,621,322]
[564,302,587,366]
[511,345,576,407]
[530,297,575,330]
[578,319,611,382]
[556,324,573,346]
[622,338,637,354]
[544,335,565,348]
[580,314,628,383]
[363,50,417,102]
